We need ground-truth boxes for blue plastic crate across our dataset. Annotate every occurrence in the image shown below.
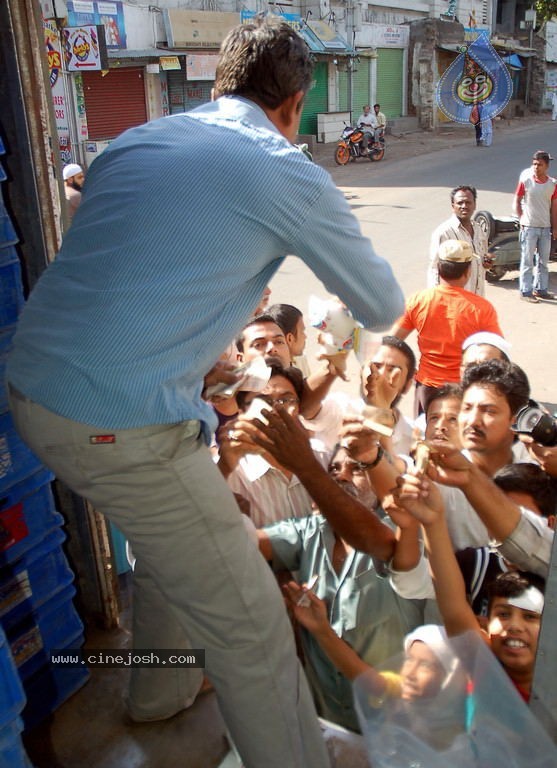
[0,411,44,497]
[21,634,89,729]
[0,528,73,630]
[6,584,83,681]
[0,212,17,250]
[0,472,62,567]
[0,257,24,325]
[0,717,32,768]
[0,624,26,729]
[0,326,15,415]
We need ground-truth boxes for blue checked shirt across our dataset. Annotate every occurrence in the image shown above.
[7,97,403,434]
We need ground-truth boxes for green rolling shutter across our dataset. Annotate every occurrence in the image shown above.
[352,58,371,116]
[376,48,404,119]
[299,61,328,135]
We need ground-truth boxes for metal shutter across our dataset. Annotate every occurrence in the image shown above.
[299,61,328,135]
[82,68,147,140]
[167,70,213,115]
[376,48,404,118]
[352,58,371,115]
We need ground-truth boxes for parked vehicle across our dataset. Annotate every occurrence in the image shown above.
[334,124,385,165]
[473,210,557,282]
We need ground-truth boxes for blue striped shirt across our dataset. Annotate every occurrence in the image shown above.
[7,96,403,433]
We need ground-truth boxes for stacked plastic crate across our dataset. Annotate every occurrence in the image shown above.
[0,137,89,731]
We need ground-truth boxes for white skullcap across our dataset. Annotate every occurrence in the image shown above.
[404,624,456,675]
[63,163,83,180]
[462,332,511,358]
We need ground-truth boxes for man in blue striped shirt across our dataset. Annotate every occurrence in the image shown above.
[7,18,403,767]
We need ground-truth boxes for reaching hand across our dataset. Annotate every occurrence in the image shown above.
[426,441,474,488]
[239,405,317,474]
[282,581,329,635]
[362,362,401,409]
[392,472,445,526]
[338,418,381,463]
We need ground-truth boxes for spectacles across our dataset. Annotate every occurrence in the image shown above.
[253,394,300,408]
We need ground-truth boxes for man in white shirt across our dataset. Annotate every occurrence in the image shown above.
[356,105,378,155]
[428,185,489,295]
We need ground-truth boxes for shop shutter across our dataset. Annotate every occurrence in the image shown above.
[352,59,371,116]
[376,48,404,118]
[337,69,349,113]
[299,61,328,135]
[167,70,213,115]
[82,68,147,140]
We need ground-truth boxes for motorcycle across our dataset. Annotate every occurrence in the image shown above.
[334,124,385,166]
[473,210,557,282]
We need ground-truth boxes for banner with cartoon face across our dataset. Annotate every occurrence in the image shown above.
[436,33,512,124]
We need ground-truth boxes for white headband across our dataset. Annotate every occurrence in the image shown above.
[508,586,544,614]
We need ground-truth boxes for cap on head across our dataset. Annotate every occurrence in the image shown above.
[438,239,474,263]
[462,332,511,358]
[63,163,83,180]
[532,150,553,163]
[404,624,456,675]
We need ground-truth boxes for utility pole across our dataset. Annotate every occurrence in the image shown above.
[345,0,356,120]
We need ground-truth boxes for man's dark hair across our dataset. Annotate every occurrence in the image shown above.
[236,362,304,410]
[493,463,557,519]
[214,18,314,110]
[373,103,380,109]
[267,303,303,336]
[461,359,530,417]
[532,150,551,164]
[426,383,463,417]
[381,335,416,384]
[438,259,471,281]
[236,313,283,353]
[487,571,545,615]
[450,185,477,203]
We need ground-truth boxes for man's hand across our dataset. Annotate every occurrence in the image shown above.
[392,472,444,527]
[203,361,241,401]
[338,418,381,464]
[519,435,557,477]
[426,440,475,489]
[240,405,317,475]
[282,581,329,637]
[362,362,401,409]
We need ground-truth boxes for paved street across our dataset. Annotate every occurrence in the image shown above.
[270,116,557,416]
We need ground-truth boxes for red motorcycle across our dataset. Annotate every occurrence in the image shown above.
[334,124,385,165]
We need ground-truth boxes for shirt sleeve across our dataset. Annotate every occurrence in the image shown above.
[264,518,305,572]
[388,550,435,600]
[498,507,553,578]
[290,179,405,332]
[515,181,525,198]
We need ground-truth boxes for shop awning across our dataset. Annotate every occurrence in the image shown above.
[503,53,524,69]
[306,19,351,53]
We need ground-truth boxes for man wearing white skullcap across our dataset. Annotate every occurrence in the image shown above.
[62,162,85,221]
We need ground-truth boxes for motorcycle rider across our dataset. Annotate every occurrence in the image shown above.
[373,104,387,140]
[357,105,378,156]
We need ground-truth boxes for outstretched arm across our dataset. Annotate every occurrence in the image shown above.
[283,582,386,691]
[243,407,396,560]
[393,473,481,638]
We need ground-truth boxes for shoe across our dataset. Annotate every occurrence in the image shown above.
[521,293,540,303]
[533,290,555,300]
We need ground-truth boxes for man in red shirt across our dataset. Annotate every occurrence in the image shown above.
[390,240,503,416]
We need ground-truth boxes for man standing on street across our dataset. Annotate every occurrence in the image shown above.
[6,19,403,768]
[513,150,557,302]
[428,185,489,295]
[62,162,85,221]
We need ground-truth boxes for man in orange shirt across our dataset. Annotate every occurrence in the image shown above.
[390,240,503,416]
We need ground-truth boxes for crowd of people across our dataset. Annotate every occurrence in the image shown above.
[9,16,557,768]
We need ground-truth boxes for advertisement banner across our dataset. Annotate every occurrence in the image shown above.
[63,25,108,71]
[186,54,219,81]
[44,19,72,163]
[67,1,127,49]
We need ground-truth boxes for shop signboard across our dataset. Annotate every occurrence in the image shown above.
[67,1,127,49]
[44,19,72,163]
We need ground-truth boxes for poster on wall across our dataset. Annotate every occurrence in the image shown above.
[67,1,127,49]
[44,19,72,163]
[186,54,218,81]
[63,25,108,71]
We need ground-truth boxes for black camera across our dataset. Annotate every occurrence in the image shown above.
[512,400,557,447]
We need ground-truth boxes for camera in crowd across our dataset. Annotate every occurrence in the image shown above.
[512,400,557,447]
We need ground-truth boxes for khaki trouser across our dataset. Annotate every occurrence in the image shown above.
[9,387,330,768]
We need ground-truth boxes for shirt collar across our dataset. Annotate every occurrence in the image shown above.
[193,95,283,138]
